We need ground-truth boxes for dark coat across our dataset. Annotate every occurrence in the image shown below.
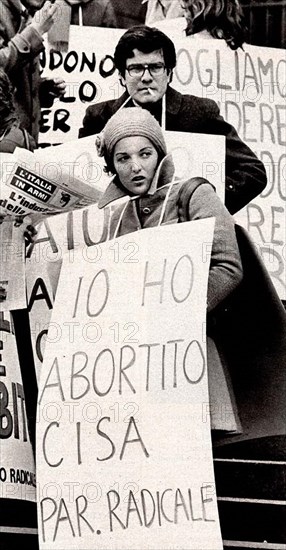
[168,178,286,444]
[79,86,267,215]
[211,225,286,445]
[70,0,117,27]
[0,126,35,152]
[109,0,146,28]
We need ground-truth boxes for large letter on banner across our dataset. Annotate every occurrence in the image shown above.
[0,311,36,503]
[36,219,223,549]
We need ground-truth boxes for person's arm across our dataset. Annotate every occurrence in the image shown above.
[206,100,267,215]
[0,1,57,72]
[188,183,243,311]
[0,24,43,71]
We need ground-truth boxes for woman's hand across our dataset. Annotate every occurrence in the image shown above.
[31,1,58,36]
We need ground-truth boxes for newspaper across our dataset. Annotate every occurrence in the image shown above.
[0,142,104,224]
[0,139,106,310]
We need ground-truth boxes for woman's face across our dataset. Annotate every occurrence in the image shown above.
[113,136,159,196]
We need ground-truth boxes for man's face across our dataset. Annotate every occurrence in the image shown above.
[121,49,171,105]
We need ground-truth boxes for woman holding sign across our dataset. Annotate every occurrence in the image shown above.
[96,106,286,444]
[96,106,243,434]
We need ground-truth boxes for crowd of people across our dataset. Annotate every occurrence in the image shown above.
[0,0,285,450]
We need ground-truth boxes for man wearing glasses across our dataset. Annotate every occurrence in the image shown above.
[79,25,266,214]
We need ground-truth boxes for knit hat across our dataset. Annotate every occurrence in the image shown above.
[99,107,167,165]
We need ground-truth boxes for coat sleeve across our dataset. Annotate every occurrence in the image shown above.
[206,100,267,215]
[0,23,43,72]
[78,105,108,138]
[188,184,243,312]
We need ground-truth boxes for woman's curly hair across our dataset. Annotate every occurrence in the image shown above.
[181,0,246,50]
[0,69,18,133]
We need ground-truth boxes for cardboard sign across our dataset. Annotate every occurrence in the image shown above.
[26,202,108,377]
[0,311,36,502]
[26,259,62,382]
[36,219,223,549]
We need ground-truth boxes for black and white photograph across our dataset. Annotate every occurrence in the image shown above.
[0,1,285,549]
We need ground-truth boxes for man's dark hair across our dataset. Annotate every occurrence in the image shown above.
[114,25,177,76]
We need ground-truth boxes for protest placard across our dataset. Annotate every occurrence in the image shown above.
[168,34,286,299]
[26,131,225,377]
[0,311,36,502]
[40,26,124,144]
[26,259,62,382]
[39,26,286,298]
[36,219,223,549]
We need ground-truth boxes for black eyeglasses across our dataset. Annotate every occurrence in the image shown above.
[126,63,166,78]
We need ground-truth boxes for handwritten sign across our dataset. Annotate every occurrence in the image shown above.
[0,311,36,502]
[36,219,223,549]
[169,34,286,299]
[40,27,124,144]
[26,258,62,381]
[26,203,108,377]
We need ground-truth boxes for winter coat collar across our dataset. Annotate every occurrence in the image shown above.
[98,177,127,209]
[98,154,175,209]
